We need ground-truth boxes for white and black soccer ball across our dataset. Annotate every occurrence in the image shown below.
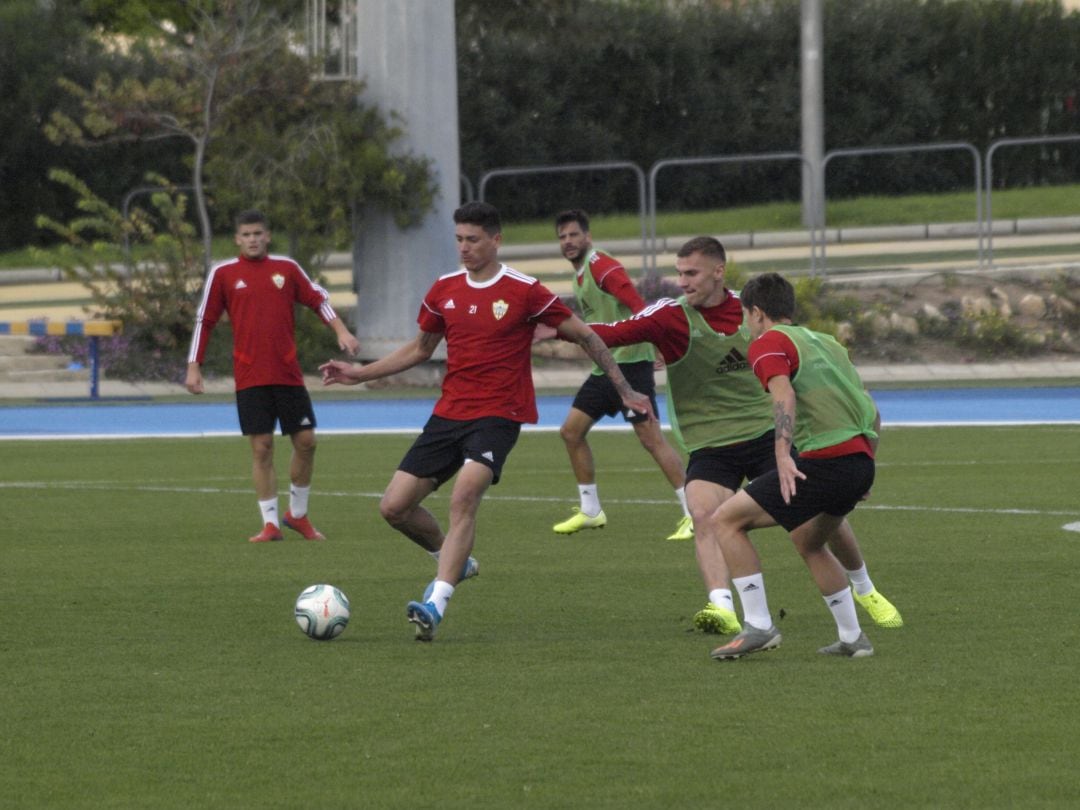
[294,584,350,640]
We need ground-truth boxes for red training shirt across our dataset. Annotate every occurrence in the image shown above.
[418,265,573,423]
[580,250,647,313]
[587,290,744,361]
[188,254,338,390]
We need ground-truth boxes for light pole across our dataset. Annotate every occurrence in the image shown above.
[801,0,825,230]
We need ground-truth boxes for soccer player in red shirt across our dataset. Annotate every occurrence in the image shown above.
[709,272,884,660]
[549,209,692,541]
[186,209,360,543]
[320,202,654,641]
[581,237,899,644]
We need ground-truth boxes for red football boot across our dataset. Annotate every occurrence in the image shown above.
[249,522,284,543]
[283,511,326,541]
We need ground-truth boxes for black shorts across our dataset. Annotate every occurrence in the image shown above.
[685,430,784,491]
[398,414,522,488]
[235,385,317,436]
[743,452,876,532]
[571,361,657,425]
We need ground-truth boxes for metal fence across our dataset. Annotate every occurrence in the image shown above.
[984,134,1080,266]
[648,152,816,275]
[477,161,649,272]
[818,142,983,272]
[462,134,1080,276]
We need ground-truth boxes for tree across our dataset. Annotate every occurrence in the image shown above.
[34,0,436,380]
[75,0,298,35]
[0,1,189,250]
[204,69,436,271]
[46,0,288,265]
[46,0,435,272]
[32,170,206,381]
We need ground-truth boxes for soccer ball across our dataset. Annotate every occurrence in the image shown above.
[294,584,350,640]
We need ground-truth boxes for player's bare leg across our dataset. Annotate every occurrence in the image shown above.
[406,461,491,641]
[553,407,607,533]
[379,470,442,551]
[688,481,734,591]
[560,406,597,485]
[288,428,316,488]
[248,433,283,542]
[686,480,741,634]
[250,433,276,500]
[791,514,871,654]
[826,518,903,628]
[434,460,492,586]
[632,418,685,489]
[283,428,324,540]
[633,418,692,539]
[708,493,783,659]
[790,514,850,596]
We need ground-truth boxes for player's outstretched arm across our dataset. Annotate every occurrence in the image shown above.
[555,315,656,421]
[319,359,364,386]
[320,330,441,386]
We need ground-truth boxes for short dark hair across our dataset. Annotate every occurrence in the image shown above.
[554,209,590,234]
[676,236,726,263]
[739,272,796,320]
[235,209,268,229]
[454,201,501,236]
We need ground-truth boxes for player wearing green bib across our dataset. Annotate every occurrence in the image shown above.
[549,210,692,541]
[587,239,900,641]
[710,272,889,660]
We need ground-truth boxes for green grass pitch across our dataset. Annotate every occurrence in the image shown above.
[2,426,1079,808]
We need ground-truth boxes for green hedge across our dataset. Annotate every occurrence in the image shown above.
[457,0,1080,217]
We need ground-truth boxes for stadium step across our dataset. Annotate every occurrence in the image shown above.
[0,335,87,383]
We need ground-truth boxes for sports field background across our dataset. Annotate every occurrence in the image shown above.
[3,426,1079,808]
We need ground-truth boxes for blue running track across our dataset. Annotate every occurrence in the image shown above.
[0,386,1077,439]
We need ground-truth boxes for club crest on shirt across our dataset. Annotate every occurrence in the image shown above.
[492,299,509,320]
[272,273,285,289]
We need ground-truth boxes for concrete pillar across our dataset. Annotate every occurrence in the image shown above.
[352,0,459,358]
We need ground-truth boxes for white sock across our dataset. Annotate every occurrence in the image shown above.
[824,587,862,643]
[846,563,874,597]
[429,580,455,615]
[732,573,772,630]
[578,484,601,516]
[258,497,279,527]
[675,486,690,517]
[708,588,735,613]
[289,484,311,518]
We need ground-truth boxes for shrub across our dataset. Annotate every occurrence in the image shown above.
[637,271,681,303]
[956,311,1039,358]
[33,170,204,382]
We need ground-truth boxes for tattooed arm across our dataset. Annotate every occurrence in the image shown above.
[765,374,806,505]
[555,314,655,421]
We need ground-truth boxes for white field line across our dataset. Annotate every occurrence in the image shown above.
[2,479,1077,519]
[3,418,1080,442]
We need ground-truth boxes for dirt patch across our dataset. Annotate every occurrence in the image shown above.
[534,268,1080,368]
[821,269,1080,365]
